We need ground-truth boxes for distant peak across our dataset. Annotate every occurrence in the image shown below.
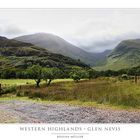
[121,38,140,44]
[31,32,57,36]
[0,36,8,40]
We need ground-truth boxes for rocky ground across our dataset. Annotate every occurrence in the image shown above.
[0,100,140,123]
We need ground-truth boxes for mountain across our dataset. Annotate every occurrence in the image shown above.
[14,34,140,70]
[14,33,96,66]
[0,36,89,70]
[95,39,140,70]
[91,50,111,66]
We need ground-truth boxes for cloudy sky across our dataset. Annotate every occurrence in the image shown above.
[1,9,140,52]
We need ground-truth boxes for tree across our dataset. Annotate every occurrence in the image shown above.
[70,67,88,82]
[28,65,42,87]
[42,68,61,86]
[16,70,28,79]
[87,69,99,79]
[121,74,129,80]
[1,69,16,79]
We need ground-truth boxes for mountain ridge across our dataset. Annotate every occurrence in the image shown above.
[0,36,89,70]
[95,39,140,70]
[14,33,98,66]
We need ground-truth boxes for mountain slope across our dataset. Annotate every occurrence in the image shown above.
[91,50,111,66]
[14,33,96,66]
[0,36,89,70]
[95,39,140,70]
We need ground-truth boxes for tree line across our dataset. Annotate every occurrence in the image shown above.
[1,65,140,87]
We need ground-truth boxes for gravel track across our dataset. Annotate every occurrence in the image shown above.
[0,100,140,123]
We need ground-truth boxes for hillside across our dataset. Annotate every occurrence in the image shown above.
[95,39,140,70]
[0,36,89,70]
[91,50,111,66]
[15,33,96,66]
[14,34,140,71]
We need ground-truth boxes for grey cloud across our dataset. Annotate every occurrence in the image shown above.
[0,24,27,38]
[81,32,140,52]
[4,25,24,35]
[82,41,118,52]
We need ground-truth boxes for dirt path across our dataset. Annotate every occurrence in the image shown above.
[0,100,140,123]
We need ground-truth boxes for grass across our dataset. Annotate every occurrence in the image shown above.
[0,79,73,87]
[1,77,140,109]
[0,96,139,111]
[0,79,35,87]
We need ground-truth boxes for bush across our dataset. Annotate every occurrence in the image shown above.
[2,86,17,95]
[70,67,88,82]
[121,74,129,80]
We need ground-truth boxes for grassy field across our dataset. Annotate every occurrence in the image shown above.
[1,77,140,108]
[0,79,35,87]
[0,79,73,87]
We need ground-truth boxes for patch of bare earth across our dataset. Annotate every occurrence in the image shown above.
[0,100,140,123]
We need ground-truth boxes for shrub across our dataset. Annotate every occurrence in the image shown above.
[70,67,88,82]
[121,74,129,80]
[2,86,17,95]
